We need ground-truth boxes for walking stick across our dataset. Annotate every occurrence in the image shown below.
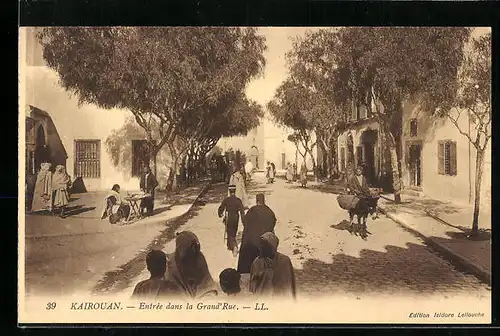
[223,211,228,243]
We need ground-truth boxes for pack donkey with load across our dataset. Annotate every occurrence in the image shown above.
[337,165,381,232]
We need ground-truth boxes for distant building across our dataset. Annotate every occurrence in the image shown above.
[20,28,172,194]
[217,112,317,172]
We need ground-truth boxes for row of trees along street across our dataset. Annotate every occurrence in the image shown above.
[38,27,266,191]
[267,28,491,236]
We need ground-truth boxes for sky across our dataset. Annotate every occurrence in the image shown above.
[245,27,323,109]
[244,26,491,111]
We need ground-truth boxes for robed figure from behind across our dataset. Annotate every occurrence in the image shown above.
[140,165,159,216]
[229,166,248,209]
[158,231,219,299]
[249,232,297,299]
[218,185,246,256]
[237,193,276,274]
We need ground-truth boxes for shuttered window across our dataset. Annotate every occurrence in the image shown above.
[359,105,367,119]
[437,140,457,176]
[74,140,101,178]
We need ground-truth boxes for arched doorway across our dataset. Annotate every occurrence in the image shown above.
[250,146,259,169]
[34,124,50,172]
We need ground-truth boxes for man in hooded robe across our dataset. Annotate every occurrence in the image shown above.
[229,165,248,209]
[237,193,276,274]
[299,162,308,187]
[31,162,53,213]
[285,162,294,183]
[158,231,219,299]
[249,232,297,299]
[132,249,168,298]
[52,165,71,218]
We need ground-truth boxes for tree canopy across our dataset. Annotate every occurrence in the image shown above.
[38,27,267,162]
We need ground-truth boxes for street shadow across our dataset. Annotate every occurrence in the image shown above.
[92,186,215,294]
[64,205,96,217]
[330,219,372,241]
[445,230,491,241]
[294,242,489,296]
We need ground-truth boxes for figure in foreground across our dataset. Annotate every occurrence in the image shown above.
[131,249,168,298]
[249,232,296,299]
[159,231,219,299]
[237,193,276,274]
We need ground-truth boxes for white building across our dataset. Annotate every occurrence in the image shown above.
[217,111,317,173]
[20,27,173,197]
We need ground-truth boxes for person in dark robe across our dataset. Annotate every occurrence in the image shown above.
[131,249,168,298]
[219,268,242,296]
[237,193,277,274]
[158,231,219,299]
[270,162,276,183]
[218,185,246,257]
[249,232,297,299]
[139,165,159,216]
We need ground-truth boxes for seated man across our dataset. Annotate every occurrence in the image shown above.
[249,232,296,300]
[131,249,168,298]
[219,268,242,296]
[101,184,131,224]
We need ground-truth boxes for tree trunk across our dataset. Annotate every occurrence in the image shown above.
[471,149,485,235]
[386,131,402,203]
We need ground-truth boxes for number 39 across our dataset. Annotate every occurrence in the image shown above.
[46,302,57,310]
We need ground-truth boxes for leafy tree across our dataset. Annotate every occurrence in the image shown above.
[38,27,266,189]
[273,29,349,179]
[267,79,318,177]
[439,32,491,236]
[330,27,470,202]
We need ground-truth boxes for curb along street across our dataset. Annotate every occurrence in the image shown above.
[378,206,491,286]
[24,182,212,240]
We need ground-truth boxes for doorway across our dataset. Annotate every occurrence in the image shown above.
[408,143,422,187]
[364,144,376,186]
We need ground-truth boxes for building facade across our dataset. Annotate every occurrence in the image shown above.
[337,102,386,187]
[217,112,317,173]
[20,28,173,193]
[401,100,491,208]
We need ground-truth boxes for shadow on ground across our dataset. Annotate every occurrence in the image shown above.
[92,183,226,294]
[330,219,372,241]
[294,241,490,296]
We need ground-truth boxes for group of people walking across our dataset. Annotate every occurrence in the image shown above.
[30,161,72,218]
[285,162,308,187]
[132,162,297,300]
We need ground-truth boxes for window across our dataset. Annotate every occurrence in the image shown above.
[340,147,346,170]
[74,140,101,178]
[410,119,418,137]
[438,140,457,176]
